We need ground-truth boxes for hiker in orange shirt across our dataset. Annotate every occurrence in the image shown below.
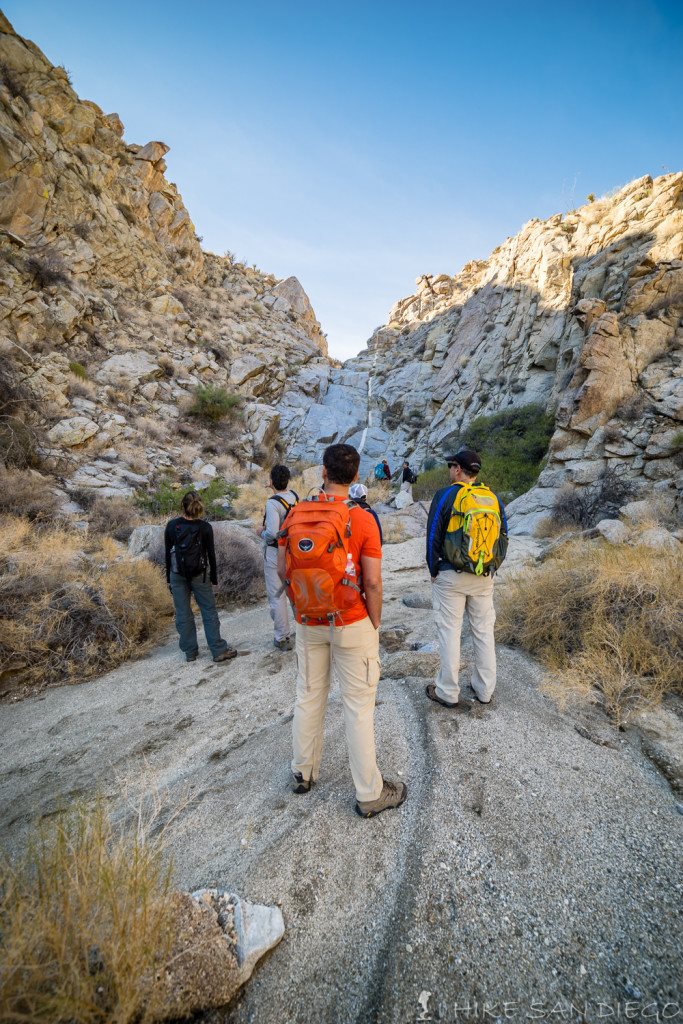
[277,443,407,819]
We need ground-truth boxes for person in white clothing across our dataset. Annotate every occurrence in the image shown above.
[259,464,298,651]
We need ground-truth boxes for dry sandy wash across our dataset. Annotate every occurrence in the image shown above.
[1,538,681,1023]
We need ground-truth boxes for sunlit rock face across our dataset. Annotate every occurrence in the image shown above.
[279,174,683,531]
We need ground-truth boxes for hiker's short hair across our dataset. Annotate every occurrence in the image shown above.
[323,443,360,485]
[181,490,204,518]
[270,464,291,491]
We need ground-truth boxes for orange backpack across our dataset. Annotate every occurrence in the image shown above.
[279,494,361,624]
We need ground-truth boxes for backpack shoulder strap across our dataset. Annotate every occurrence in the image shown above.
[269,494,294,513]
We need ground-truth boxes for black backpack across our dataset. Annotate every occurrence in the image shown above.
[408,468,419,484]
[172,521,207,580]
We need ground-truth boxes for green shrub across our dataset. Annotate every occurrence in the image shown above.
[68,361,88,379]
[135,475,239,520]
[461,404,555,501]
[414,405,555,503]
[188,384,242,423]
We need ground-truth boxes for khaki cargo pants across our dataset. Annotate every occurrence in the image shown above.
[433,570,496,704]
[292,616,383,803]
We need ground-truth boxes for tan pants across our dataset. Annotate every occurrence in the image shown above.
[292,616,383,802]
[432,570,496,704]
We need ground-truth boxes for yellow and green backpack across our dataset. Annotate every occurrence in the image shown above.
[443,483,507,576]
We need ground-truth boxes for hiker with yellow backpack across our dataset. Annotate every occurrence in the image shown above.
[425,449,508,710]
[277,443,407,818]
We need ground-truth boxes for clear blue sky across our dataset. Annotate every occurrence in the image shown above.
[5,1,683,360]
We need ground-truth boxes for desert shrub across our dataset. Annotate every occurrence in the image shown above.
[0,519,171,695]
[147,523,264,605]
[116,201,136,225]
[0,469,59,521]
[135,475,238,520]
[68,360,88,379]
[0,62,29,103]
[88,495,139,540]
[0,417,42,469]
[188,384,242,423]
[25,251,70,289]
[614,392,650,423]
[158,355,176,378]
[412,465,450,501]
[497,538,683,723]
[72,220,92,240]
[459,404,556,501]
[552,467,635,528]
[0,795,176,1023]
[67,376,97,400]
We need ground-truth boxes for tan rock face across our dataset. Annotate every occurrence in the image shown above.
[0,14,328,494]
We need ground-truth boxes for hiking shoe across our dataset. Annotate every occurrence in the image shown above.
[186,651,199,663]
[292,771,312,794]
[355,778,407,818]
[214,648,238,663]
[425,684,472,710]
[470,689,493,705]
[274,637,293,652]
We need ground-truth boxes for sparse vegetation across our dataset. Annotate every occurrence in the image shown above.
[116,201,136,225]
[0,519,171,697]
[497,538,683,723]
[188,384,242,423]
[68,360,88,379]
[134,474,238,520]
[0,469,59,521]
[72,220,92,240]
[25,250,70,289]
[0,794,177,1023]
[552,467,635,529]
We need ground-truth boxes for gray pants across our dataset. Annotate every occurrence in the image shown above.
[170,571,228,659]
[264,546,290,641]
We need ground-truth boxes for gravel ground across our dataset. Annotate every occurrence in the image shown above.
[0,538,681,1023]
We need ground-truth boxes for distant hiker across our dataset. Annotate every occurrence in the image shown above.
[374,458,392,482]
[401,459,417,495]
[424,450,508,709]
[278,443,406,818]
[165,491,237,663]
[382,459,392,480]
[348,482,383,545]
[259,464,298,651]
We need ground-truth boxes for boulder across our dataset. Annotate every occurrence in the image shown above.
[394,489,414,510]
[128,524,164,559]
[302,465,324,494]
[639,527,680,552]
[228,356,267,387]
[47,416,99,447]
[96,351,161,386]
[595,519,630,545]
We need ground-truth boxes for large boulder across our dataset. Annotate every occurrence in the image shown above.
[96,351,161,386]
[47,416,99,447]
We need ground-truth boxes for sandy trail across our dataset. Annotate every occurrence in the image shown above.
[0,541,680,1023]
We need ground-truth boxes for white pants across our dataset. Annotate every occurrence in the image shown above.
[292,616,383,802]
[400,480,412,494]
[264,546,290,641]
[432,570,496,704]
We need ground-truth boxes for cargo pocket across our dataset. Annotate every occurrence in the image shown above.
[365,656,381,689]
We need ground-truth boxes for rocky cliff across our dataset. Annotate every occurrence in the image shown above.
[281,175,683,531]
[0,12,327,498]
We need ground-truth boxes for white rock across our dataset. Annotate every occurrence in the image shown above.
[394,489,414,510]
[128,524,164,559]
[639,527,680,552]
[595,519,630,545]
[47,416,99,447]
[233,896,285,983]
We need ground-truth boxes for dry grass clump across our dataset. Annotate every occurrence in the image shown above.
[497,538,683,723]
[0,795,175,1023]
[365,479,393,505]
[147,524,265,606]
[87,495,140,540]
[0,519,171,697]
[0,468,59,521]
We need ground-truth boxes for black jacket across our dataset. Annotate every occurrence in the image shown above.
[426,483,508,577]
[164,517,218,585]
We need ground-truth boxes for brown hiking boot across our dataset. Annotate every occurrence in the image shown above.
[425,684,472,710]
[355,778,407,818]
[214,648,238,663]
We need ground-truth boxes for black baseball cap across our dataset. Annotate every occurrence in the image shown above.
[447,449,482,473]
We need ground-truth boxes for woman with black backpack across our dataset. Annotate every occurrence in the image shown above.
[164,491,237,663]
